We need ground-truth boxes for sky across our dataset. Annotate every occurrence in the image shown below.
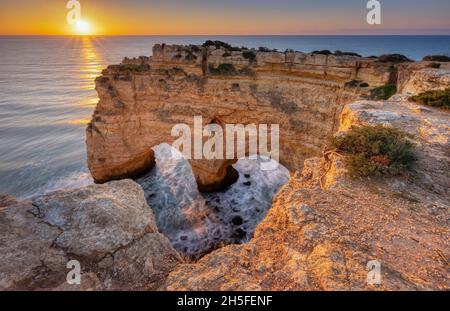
[1,0,450,35]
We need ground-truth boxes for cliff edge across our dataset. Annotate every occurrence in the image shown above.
[166,93,449,290]
[1,43,448,290]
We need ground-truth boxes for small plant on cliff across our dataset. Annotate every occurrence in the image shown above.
[208,63,237,75]
[367,84,397,100]
[427,62,441,69]
[422,55,450,62]
[378,54,412,63]
[332,125,417,177]
[334,50,362,57]
[312,50,333,55]
[258,46,277,52]
[409,88,450,110]
[242,50,256,63]
[202,40,232,50]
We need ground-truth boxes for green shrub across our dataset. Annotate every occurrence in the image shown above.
[367,84,397,100]
[230,46,244,51]
[312,50,332,55]
[422,55,450,62]
[222,52,232,57]
[334,50,362,57]
[209,63,237,75]
[378,54,412,63]
[258,46,277,52]
[409,88,450,109]
[427,62,441,69]
[332,125,417,177]
[202,40,232,49]
[242,50,256,62]
[189,45,201,53]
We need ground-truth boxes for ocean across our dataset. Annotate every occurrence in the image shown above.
[1,35,450,198]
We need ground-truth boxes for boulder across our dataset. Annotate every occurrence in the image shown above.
[0,180,181,290]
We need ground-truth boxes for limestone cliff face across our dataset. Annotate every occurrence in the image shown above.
[2,46,449,290]
[397,61,450,95]
[165,95,450,291]
[86,44,393,190]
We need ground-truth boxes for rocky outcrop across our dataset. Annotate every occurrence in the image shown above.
[86,44,396,191]
[0,180,181,291]
[2,44,449,291]
[397,61,450,95]
[165,94,450,291]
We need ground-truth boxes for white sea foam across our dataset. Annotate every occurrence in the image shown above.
[137,144,290,259]
[25,171,94,199]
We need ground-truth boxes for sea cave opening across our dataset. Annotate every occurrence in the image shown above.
[136,143,290,260]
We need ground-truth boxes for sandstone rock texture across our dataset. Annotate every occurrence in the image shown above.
[2,43,450,291]
[397,61,450,95]
[165,95,450,291]
[86,44,395,191]
[0,180,181,291]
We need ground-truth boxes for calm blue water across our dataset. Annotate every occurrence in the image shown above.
[1,35,449,197]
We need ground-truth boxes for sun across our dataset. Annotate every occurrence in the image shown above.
[75,20,91,35]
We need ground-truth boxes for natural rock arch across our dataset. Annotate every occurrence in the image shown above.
[87,43,391,191]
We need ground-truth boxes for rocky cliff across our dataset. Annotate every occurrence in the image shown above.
[166,94,449,290]
[2,85,447,290]
[1,43,449,291]
[85,46,449,290]
[86,44,393,191]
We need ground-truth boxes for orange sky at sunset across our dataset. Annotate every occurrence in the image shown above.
[1,0,450,35]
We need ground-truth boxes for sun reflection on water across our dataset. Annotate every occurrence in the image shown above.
[66,36,105,124]
[79,37,104,90]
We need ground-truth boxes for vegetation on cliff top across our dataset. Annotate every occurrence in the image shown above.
[334,50,362,57]
[312,50,333,55]
[242,50,257,63]
[332,125,417,177]
[422,55,450,62]
[409,88,450,110]
[427,63,441,69]
[202,40,244,51]
[378,54,412,63]
[312,50,361,57]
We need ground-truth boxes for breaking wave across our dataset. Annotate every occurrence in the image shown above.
[137,144,290,259]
